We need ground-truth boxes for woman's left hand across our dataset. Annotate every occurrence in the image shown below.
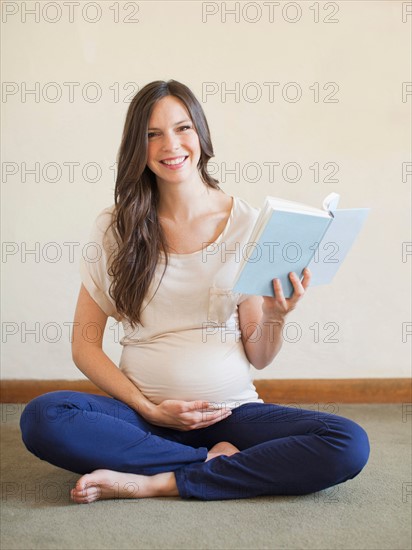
[261,267,311,323]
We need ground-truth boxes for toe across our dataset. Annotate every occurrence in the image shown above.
[71,486,100,504]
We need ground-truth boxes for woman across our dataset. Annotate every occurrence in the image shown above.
[20,79,370,503]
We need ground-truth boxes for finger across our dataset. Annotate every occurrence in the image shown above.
[301,267,312,290]
[195,410,233,428]
[288,272,305,299]
[187,400,210,411]
[181,408,227,428]
[273,278,287,309]
[199,408,231,422]
[207,402,232,411]
[200,401,228,412]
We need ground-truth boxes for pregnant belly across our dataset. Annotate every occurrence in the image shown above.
[119,329,258,407]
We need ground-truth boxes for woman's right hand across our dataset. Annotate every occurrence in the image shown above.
[144,399,233,431]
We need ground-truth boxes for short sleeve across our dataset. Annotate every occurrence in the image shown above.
[79,205,122,322]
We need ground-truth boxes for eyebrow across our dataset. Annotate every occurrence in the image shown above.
[147,119,192,131]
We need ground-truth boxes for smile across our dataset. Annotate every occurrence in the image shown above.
[160,156,188,168]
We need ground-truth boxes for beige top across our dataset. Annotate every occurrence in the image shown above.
[79,195,264,409]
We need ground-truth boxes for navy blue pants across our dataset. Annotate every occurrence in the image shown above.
[19,390,370,501]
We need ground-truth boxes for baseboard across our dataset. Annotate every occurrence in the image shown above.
[1,378,411,404]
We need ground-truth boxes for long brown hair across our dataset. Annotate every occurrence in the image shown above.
[106,80,220,329]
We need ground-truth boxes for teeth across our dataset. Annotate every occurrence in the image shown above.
[162,156,186,166]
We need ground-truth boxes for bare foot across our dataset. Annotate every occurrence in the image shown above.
[205,441,240,462]
[70,469,178,504]
[70,441,240,504]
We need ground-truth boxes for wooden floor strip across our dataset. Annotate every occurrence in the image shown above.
[1,379,411,403]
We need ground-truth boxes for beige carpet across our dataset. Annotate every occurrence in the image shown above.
[1,403,411,550]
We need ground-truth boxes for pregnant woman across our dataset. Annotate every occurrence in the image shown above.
[20,79,370,503]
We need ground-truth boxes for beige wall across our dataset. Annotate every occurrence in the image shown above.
[2,1,411,379]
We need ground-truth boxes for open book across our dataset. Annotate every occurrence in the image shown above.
[232,193,370,298]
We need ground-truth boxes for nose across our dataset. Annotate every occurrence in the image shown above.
[161,131,181,152]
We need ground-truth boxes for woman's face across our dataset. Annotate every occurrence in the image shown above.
[146,95,202,186]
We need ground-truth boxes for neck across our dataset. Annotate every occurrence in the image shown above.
[156,175,222,223]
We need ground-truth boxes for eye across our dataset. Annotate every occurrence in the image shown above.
[179,125,192,132]
[147,132,159,139]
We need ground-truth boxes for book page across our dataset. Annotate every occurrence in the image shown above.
[307,208,370,286]
[266,196,331,217]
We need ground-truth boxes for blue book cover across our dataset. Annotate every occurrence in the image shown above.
[232,194,369,298]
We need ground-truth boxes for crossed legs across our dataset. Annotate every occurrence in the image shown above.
[20,391,370,502]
